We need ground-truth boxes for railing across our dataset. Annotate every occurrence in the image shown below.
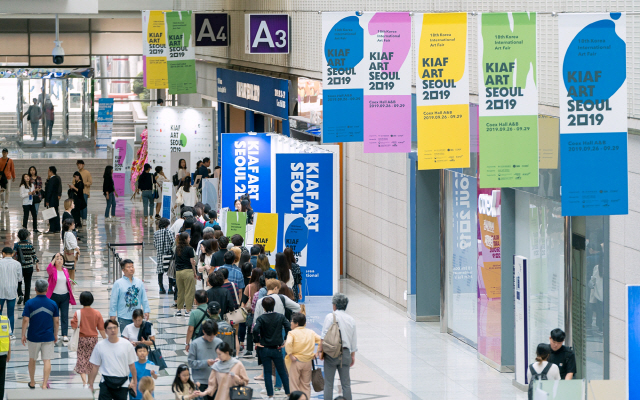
[106,242,145,284]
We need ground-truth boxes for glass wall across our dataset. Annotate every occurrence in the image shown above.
[445,170,478,346]
[515,190,565,364]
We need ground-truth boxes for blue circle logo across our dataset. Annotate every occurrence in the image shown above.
[284,217,308,253]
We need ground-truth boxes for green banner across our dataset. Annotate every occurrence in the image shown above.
[226,211,247,238]
[166,11,196,94]
[478,13,538,188]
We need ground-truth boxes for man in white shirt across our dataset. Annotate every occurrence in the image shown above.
[0,246,23,337]
[88,319,138,400]
[170,210,192,237]
[318,293,358,400]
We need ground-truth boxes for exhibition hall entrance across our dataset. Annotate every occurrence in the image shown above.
[0,68,93,153]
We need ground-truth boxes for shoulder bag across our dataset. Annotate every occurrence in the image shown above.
[13,243,25,265]
[147,339,167,371]
[0,160,8,189]
[167,252,177,279]
[311,359,324,392]
[224,282,247,325]
[63,233,77,263]
[68,310,81,352]
[162,229,174,272]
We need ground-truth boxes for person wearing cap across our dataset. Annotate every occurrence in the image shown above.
[0,246,23,337]
[170,208,192,238]
[0,149,15,209]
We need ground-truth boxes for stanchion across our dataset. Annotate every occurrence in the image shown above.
[105,242,148,284]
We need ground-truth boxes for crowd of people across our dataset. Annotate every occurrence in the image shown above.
[0,154,359,400]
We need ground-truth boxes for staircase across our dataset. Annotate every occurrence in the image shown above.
[113,111,136,138]
[11,157,112,193]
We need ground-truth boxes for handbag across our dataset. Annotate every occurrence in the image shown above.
[167,252,177,279]
[311,359,324,392]
[63,233,77,263]
[224,282,247,325]
[0,160,8,189]
[68,310,81,352]
[147,339,167,370]
[229,385,252,400]
[42,207,57,220]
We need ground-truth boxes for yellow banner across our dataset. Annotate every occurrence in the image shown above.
[146,57,168,89]
[143,10,170,89]
[253,213,278,254]
[415,13,470,169]
[147,11,167,45]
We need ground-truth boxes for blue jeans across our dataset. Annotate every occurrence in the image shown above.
[0,299,16,333]
[81,194,88,220]
[141,190,154,217]
[105,192,116,217]
[33,202,40,214]
[118,317,133,334]
[31,122,39,140]
[259,347,289,396]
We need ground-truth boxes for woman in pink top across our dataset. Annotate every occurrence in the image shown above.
[47,253,76,342]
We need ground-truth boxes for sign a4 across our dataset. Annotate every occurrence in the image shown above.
[195,13,229,47]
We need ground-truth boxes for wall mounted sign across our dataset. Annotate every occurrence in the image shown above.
[216,68,289,119]
[195,13,229,46]
[245,14,289,54]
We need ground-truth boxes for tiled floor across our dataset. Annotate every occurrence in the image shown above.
[1,191,527,399]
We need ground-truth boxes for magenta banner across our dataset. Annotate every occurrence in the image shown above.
[362,12,412,153]
[113,139,134,197]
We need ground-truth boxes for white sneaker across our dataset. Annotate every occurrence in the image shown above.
[63,336,69,342]
[9,335,16,340]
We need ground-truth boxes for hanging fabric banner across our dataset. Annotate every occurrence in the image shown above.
[559,13,628,216]
[142,10,169,89]
[362,12,412,153]
[166,10,197,94]
[415,13,469,169]
[322,12,365,143]
[225,211,247,238]
[478,13,538,188]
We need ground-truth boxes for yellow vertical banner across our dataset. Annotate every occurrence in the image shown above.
[252,213,279,255]
[142,10,169,89]
[414,13,469,169]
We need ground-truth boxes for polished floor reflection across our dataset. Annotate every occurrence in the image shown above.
[1,192,526,399]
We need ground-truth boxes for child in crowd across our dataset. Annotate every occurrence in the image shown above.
[138,376,155,400]
[130,343,158,400]
[205,210,219,228]
[172,364,198,400]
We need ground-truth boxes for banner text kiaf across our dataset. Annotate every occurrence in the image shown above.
[322,12,365,143]
[363,12,412,153]
[415,13,469,169]
[142,10,169,89]
[559,13,628,216]
[478,13,538,188]
[166,11,197,94]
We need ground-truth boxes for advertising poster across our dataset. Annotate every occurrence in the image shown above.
[559,13,628,216]
[252,212,278,266]
[97,98,114,149]
[363,12,411,153]
[161,181,172,219]
[166,11,196,94]
[225,211,247,238]
[478,13,538,188]
[221,133,272,213]
[201,178,219,210]
[322,12,365,143]
[245,14,289,54]
[113,139,134,196]
[147,107,214,176]
[276,153,334,296]
[282,213,308,267]
[142,10,169,89]
[628,285,640,400]
[415,13,470,169]
[194,13,229,47]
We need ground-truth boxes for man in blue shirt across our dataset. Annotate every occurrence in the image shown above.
[196,157,210,189]
[109,259,151,333]
[21,279,59,390]
[218,251,245,291]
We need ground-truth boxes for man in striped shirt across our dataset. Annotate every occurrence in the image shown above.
[0,246,23,337]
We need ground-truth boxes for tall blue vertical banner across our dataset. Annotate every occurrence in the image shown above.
[559,13,628,216]
[276,153,334,296]
[221,133,272,213]
[628,285,640,400]
[322,12,365,143]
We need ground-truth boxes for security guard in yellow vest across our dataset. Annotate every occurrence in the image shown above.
[0,315,11,399]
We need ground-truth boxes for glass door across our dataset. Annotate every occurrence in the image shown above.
[43,79,65,142]
[22,78,44,142]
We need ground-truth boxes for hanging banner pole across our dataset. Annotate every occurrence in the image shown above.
[415,12,470,169]
[478,12,538,188]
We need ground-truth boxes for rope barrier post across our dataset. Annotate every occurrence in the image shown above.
[141,242,145,283]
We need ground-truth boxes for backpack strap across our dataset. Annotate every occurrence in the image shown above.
[541,362,553,375]
[529,364,537,377]
[193,309,208,333]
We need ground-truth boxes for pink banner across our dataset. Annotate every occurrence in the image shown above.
[363,12,412,153]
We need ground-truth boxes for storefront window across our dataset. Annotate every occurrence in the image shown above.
[515,191,565,365]
[445,171,478,345]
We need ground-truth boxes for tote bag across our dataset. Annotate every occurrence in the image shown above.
[68,310,81,352]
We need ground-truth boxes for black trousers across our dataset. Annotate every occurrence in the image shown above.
[22,204,37,230]
[0,354,7,400]
[17,267,34,301]
[49,205,60,232]
[71,208,82,228]
[98,382,128,400]
[50,292,70,336]
[157,272,165,291]
[169,277,177,300]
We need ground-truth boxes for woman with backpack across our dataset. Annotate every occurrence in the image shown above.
[527,343,561,398]
[154,218,175,295]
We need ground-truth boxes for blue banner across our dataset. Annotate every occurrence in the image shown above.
[559,13,628,216]
[322,13,365,143]
[216,68,289,119]
[97,98,114,149]
[628,286,640,400]
[276,153,334,296]
[221,133,272,213]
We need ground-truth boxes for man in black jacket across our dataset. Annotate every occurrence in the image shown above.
[44,166,62,234]
[253,296,291,398]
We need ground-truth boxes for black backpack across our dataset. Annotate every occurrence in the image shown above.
[528,363,552,400]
